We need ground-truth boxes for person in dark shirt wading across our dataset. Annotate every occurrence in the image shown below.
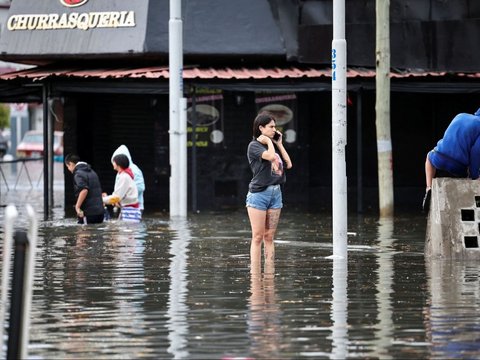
[65,153,105,224]
[246,112,292,273]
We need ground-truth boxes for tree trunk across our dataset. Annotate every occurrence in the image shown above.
[375,0,394,217]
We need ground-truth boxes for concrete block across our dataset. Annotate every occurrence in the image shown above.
[425,177,480,259]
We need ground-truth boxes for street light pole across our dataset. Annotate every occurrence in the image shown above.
[169,0,185,217]
[331,0,348,259]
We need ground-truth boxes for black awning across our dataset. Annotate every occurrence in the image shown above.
[0,81,42,102]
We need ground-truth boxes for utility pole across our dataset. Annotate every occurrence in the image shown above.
[169,0,186,217]
[332,0,348,259]
[375,0,394,217]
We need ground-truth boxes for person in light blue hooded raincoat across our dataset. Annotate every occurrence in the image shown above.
[111,145,145,211]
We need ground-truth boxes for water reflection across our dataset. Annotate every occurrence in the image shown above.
[167,218,191,359]
[111,223,149,355]
[248,261,282,359]
[330,258,348,359]
[425,260,480,358]
[372,217,394,359]
[4,202,480,359]
[34,222,152,358]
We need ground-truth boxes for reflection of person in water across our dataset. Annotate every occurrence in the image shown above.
[248,261,282,358]
[63,227,112,318]
[110,224,148,357]
[424,260,480,359]
[62,225,149,355]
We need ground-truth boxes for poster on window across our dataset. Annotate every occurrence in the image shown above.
[254,93,297,144]
[187,88,224,147]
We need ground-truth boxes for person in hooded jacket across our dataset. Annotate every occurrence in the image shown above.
[423,107,480,211]
[65,153,105,224]
[111,145,145,212]
[103,153,141,222]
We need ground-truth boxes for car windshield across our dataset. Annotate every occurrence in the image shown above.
[22,133,43,143]
[22,133,62,145]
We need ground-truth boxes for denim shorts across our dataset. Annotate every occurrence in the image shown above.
[246,184,283,211]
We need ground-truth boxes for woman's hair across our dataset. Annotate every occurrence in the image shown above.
[252,112,276,138]
[112,154,130,169]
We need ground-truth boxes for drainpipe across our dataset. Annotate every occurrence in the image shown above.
[179,98,187,217]
[42,84,53,221]
[357,88,363,213]
[191,88,197,213]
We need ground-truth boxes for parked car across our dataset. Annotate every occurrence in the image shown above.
[16,130,64,160]
[0,131,8,158]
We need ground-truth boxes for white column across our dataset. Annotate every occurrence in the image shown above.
[332,0,348,259]
[169,0,183,217]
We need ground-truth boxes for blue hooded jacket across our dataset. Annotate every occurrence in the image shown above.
[433,108,480,179]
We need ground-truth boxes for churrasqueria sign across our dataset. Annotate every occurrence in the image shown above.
[7,0,136,31]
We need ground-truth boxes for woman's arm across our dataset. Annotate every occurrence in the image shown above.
[272,132,292,169]
[276,142,293,169]
[257,135,276,161]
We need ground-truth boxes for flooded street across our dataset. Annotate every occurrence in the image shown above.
[1,161,480,359]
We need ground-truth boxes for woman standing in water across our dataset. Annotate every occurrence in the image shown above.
[246,112,292,271]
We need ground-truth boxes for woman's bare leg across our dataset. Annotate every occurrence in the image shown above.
[263,209,281,264]
[247,207,267,271]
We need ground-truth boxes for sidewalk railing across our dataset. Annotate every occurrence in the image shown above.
[0,157,44,190]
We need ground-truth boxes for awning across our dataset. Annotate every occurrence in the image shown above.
[0,64,478,102]
[0,64,453,82]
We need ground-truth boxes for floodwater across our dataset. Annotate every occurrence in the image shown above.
[1,161,480,359]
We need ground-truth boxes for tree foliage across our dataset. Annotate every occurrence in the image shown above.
[0,104,10,130]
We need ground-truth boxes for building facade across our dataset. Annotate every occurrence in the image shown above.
[0,0,479,214]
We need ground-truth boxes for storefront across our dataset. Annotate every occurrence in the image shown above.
[0,65,333,213]
[0,0,480,215]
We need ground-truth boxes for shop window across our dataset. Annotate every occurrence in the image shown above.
[215,180,237,197]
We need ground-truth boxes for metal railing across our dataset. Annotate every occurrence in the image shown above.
[0,157,44,190]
